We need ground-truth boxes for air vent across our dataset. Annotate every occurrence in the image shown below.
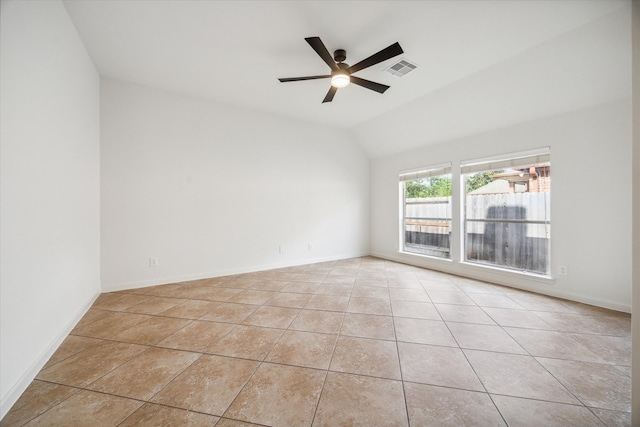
[385,59,417,77]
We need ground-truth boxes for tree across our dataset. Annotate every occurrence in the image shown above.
[405,176,452,198]
[465,171,502,193]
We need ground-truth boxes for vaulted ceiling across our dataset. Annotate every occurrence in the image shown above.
[63,0,631,157]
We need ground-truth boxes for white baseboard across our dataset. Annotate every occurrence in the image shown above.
[101,252,370,292]
[0,290,100,420]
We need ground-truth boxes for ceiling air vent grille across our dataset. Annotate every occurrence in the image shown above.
[385,59,417,77]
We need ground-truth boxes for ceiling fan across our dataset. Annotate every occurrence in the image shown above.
[278,37,404,103]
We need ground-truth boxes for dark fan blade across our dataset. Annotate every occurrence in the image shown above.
[350,76,390,94]
[278,75,330,82]
[322,86,338,103]
[305,37,339,72]
[348,42,403,74]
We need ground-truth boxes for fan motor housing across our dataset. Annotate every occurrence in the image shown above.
[334,49,346,63]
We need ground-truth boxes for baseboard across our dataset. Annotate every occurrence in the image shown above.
[102,252,370,292]
[370,251,631,314]
[0,289,100,420]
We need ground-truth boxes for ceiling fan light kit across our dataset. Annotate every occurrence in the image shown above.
[278,36,403,103]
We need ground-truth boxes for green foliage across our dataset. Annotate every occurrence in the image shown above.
[405,171,503,198]
[465,171,502,193]
[405,176,452,198]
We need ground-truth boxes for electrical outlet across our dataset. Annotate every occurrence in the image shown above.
[557,265,568,276]
[149,257,159,267]
[279,246,285,254]
[308,243,313,251]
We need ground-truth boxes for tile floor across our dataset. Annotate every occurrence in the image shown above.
[2,257,631,426]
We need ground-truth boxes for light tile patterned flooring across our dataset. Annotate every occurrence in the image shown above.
[2,257,631,426]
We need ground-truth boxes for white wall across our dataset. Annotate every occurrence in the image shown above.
[101,79,369,291]
[370,99,632,312]
[0,0,101,418]
[630,1,639,424]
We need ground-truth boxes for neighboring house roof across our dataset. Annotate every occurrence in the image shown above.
[469,179,527,195]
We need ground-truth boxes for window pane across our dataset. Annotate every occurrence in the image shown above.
[464,162,550,275]
[402,172,452,258]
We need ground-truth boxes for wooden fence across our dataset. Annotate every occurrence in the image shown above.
[404,193,550,274]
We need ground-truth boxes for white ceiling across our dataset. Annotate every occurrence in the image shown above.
[62,0,631,157]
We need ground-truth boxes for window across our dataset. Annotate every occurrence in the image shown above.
[399,164,452,258]
[461,149,551,275]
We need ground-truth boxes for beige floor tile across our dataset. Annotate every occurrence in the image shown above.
[464,350,580,404]
[113,316,192,345]
[391,300,442,320]
[330,336,401,380]
[124,296,186,315]
[304,294,350,312]
[129,283,185,297]
[208,325,284,360]
[504,327,603,362]
[340,312,396,340]
[43,335,106,369]
[23,390,142,426]
[312,372,407,427]
[294,273,326,283]
[394,317,457,347]
[151,355,259,416]
[37,341,147,388]
[533,311,631,337]
[589,408,631,427]
[224,363,326,427]
[119,403,220,426]
[569,334,631,366]
[72,311,151,339]
[435,303,496,324]
[448,323,527,354]
[387,278,423,289]
[87,347,200,400]
[193,286,244,302]
[404,382,505,426]
[327,267,359,276]
[245,280,289,292]
[264,291,312,308]
[481,306,553,329]
[427,290,476,305]
[289,309,344,334]
[350,286,388,299]
[241,305,300,329]
[507,293,576,312]
[280,282,320,294]
[160,299,221,319]
[491,395,604,427]
[228,290,275,305]
[389,288,431,302]
[9,257,631,426]
[91,293,152,311]
[158,320,235,352]
[321,275,356,285]
[198,302,257,323]
[266,330,337,369]
[398,342,484,391]
[0,380,79,427]
[354,276,388,287]
[466,293,524,309]
[215,418,265,427]
[69,308,112,331]
[537,357,631,412]
[346,297,392,315]
[389,288,429,302]
[313,283,353,296]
